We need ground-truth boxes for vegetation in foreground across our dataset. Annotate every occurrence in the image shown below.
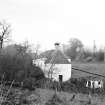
[0,86,105,105]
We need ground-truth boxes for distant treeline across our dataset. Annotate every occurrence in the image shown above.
[41,38,105,62]
[64,38,104,62]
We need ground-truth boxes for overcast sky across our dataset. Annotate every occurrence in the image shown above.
[0,0,105,51]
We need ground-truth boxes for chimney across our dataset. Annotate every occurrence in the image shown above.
[54,42,60,51]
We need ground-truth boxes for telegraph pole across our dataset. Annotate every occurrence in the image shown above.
[93,40,96,58]
[104,47,105,62]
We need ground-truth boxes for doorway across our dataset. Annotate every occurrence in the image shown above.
[59,75,63,82]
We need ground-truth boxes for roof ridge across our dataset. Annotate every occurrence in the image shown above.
[45,49,70,64]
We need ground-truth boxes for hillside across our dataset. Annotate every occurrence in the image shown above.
[72,62,105,79]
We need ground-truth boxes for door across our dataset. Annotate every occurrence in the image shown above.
[59,75,63,82]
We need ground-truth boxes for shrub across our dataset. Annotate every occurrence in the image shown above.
[22,77,36,90]
[95,50,104,62]
[30,66,45,80]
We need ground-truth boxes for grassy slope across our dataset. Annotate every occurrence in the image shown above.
[71,62,105,78]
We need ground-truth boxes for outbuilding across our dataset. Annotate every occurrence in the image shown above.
[44,43,71,82]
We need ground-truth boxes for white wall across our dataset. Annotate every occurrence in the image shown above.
[44,64,71,82]
[33,59,45,69]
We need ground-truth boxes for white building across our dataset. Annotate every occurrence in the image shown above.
[33,43,72,82]
[44,43,71,82]
[32,58,46,70]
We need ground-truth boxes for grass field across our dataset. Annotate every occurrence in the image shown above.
[71,62,105,79]
[27,88,105,105]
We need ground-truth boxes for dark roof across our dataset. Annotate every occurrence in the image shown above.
[39,50,54,58]
[45,50,70,64]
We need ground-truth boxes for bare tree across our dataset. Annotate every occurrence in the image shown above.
[15,41,33,79]
[15,41,31,57]
[66,38,83,60]
[0,20,11,49]
[34,43,41,59]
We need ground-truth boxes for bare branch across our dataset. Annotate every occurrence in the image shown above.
[0,20,11,48]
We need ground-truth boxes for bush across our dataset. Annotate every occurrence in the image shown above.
[22,77,36,90]
[95,50,104,62]
[0,51,45,86]
[30,66,45,80]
